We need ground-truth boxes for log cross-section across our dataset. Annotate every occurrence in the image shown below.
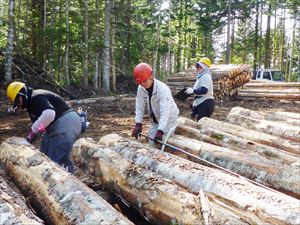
[0,137,134,225]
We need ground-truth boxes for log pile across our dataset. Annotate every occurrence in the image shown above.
[226,107,300,142]
[72,138,206,225]
[168,114,300,198]
[0,137,134,225]
[96,134,300,225]
[166,64,251,99]
[238,81,300,101]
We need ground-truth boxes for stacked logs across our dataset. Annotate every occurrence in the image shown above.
[238,81,300,101]
[166,64,251,99]
[95,134,300,225]
[210,64,251,99]
[70,134,300,225]
[165,107,300,199]
[0,138,134,225]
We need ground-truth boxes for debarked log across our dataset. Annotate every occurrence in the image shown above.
[99,134,300,225]
[227,109,300,142]
[72,138,206,225]
[196,117,300,155]
[175,119,299,165]
[166,134,300,199]
[0,137,134,225]
[0,171,44,225]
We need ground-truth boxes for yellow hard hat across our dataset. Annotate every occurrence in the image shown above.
[7,81,25,103]
[199,57,212,67]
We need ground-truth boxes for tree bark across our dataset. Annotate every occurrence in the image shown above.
[227,109,300,142]
[175,120,299,165]
[83,0,89,87]
[0,137,134,225]
[230,106,300,128]
[0,170,44,225]
[196,117,300,155]
[64,0,70,85]
[98,134,300,225]
[166,133,300,199]
[4,0,15,82]
[102,0,112,95]
[72,138,206,225]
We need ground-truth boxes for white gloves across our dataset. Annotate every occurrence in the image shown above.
[185,87,194,94]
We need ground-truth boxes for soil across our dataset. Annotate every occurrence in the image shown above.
[1,94,299,224]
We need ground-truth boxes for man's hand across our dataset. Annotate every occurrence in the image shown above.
[26,130,38,144]
[154,130,164,144]
[132,123,142,139]
[185,87,194,94]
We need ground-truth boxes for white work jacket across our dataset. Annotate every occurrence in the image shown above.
[135,79,179,133]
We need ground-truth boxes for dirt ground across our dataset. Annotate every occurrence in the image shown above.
[0,96,299,224]
[1,97,299,144]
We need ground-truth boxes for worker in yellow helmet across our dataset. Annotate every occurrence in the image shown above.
[185,57,215,121]
[7,81,82,173]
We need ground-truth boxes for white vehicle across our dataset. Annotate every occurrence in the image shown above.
[253,69,285,82]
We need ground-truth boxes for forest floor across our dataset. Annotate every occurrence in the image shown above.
[1,92,300,224]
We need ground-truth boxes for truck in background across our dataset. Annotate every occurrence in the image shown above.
[253,69,285,82]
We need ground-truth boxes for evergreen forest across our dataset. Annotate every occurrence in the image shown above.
[0,0,299,95]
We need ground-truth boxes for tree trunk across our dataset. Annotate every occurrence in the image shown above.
[48,0,55,79]
[228,106,300,128]
[64,0,70,85]
[83,0,89,87]
[102,0,112,95]
[225,0,231,64]
[288,18,296,82]
[175,120,299,165]
[0,137,134,225]
[227,109,300,142]
[0,170,44,225]
[72,138,206,225]
[98,134,300,225]
[94,0,101,90]
[166,133,300,199]
[42,0,47,74]
[264,4,272,69]
[111,0,116,92]
[197,117,300,155]
[4,0,15,82]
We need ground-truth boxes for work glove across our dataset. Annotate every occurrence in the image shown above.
[132,123,142,139]
[154,130,164,144]
[185,87,194,95]
[26,130,38,144]
[26,124,46,144]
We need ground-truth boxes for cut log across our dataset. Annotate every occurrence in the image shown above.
[195,117,300,155]
[228,107,300,127]
[0,137,134,225]
[166,134,300,199]
[0,170,44,225]
[238,92,300,100]
[99,134,300,225]
[67,95,135,106]
[227,108,300,142]
[244,82,300,88]
[72,138,205,225]
[175,121,299,165]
